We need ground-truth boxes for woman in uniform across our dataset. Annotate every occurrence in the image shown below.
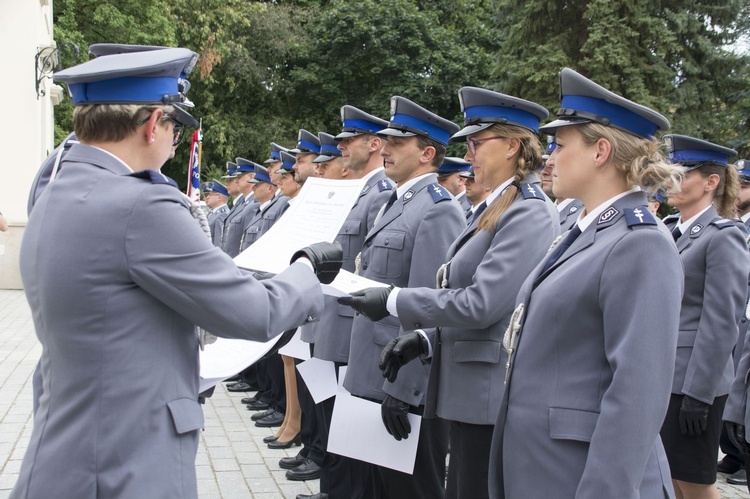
[486,68,685,498]
[660,134,748,499]
[340,86,560,498]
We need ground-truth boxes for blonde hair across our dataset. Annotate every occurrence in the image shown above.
[476,124,543,232]
[575,123,683,194]
[73,104,174,143]
[694,163,740,218]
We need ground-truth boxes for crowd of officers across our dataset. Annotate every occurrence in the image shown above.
[206,73,750,499]
[12,42,750,499]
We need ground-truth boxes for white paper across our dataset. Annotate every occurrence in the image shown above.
[278,328,311,360]
[327,367,421,474]
[199,335,279,393]
[296,358,338,403]
[321,269,390,297]
[234,177,365,273]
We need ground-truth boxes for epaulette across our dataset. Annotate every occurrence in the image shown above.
[427,183,451,203]
[378,179,392,192]
[662,213,680,224]
[711,217,736,229]
[125,170,178,188]
[519,182,544,200]
[624,206,657,228]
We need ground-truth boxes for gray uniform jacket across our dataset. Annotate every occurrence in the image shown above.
[239,194,289,252]
[27,133,78,215]
[663,206,749,403]
[207,205,229,247]
[456,191,472,212]
[490,191,683,499]
[308,171,394,355]
[395,180,559,424]
[12,144,324,499]
[221,194,256,257]
[344,174,465,406]
[558,198,584,232]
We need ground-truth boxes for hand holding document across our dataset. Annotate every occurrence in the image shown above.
[321,269,390,297]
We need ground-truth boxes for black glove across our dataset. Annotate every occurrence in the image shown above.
[291,241,343,284]
[379,332,429,383]
[678,395,710,436]
[252,271,277,281]
[337,285,393,321]
[727,421,750,455]
[381,394,411,441]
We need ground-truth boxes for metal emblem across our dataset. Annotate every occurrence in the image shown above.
[361,184,372,195]
[569,205,578,213]
[690,224,702,235]
[404,190,414,200]
[597,206,619,224]
[503,303,524,384]
[390,97,398,117]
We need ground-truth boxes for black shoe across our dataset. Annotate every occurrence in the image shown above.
[286,459,321,481]
[246,400,270,411]
[279,453,305,470]
[255,410,285,427]
[728,468,748,485]
[718,458,742,474]
[296,494,328,499]
[227,381,254,392]
[241,393,263,404]
[263,435,278,444]
[251,408,276,421]
[268,433,301,449]
[224,375,241,383]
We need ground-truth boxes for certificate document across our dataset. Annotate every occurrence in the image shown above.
[234,177,365,273]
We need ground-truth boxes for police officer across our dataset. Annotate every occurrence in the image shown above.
[239,164,288,251]
[461,169,490,220]
[488,68,685,498]
[539,136,584,231]
[11,46,342,499]
[203,180,229,247]
[661,135,749,498]
[343,87,558,499]
[338,97,465,498]
[221,158,258,257]
[437,157,472,211]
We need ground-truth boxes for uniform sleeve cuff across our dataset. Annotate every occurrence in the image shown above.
[416,329,432,358]
[386,286,401,317]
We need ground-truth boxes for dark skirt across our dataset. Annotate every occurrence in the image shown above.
[660,393,727,484]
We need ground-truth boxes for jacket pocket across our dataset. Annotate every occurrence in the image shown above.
[372,318,401,346]
[369,230,406,280]
[454,340,501,364]
[337,302,355,318]
[677,329,697,347]
[549,407,599,442]
[167,398,205,435]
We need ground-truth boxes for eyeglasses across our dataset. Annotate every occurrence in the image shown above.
[137,110,185,147]
[466,136,505,155]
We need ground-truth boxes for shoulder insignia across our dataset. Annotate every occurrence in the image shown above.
[378,179,392,192]
[711,217,735,229]
[690,224,703,236]
[428,183,451,203]
[624,206,657,228]
[519,182,544,200]
[597,206,619,225]
[125,170,178,188]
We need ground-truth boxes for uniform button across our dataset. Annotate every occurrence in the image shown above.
[413,390,420,396]
[415,323,421,328]
[363,263,368,270]
[384,239,389,246]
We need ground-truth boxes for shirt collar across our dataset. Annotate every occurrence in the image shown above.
[576,187,640,233]
[396,173,433,199]
[484,176,516,208]
[90,145,134,173]
[678,204,713,233]
[556,197,574,213]
[361,166,385,184]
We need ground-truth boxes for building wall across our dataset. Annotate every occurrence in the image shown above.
[0,0,56,289]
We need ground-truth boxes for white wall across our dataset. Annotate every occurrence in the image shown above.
[0,0,55,288]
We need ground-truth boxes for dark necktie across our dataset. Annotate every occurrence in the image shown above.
[542,224,582,273]
[671,226,682,242]
[382,190,398,215]
[470,201,487,223]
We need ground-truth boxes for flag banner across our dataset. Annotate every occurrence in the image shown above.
[186,129,202,202]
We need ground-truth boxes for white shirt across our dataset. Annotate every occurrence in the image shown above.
[556,197,575,213]
[676,204,713,235]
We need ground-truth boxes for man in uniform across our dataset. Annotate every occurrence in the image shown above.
[539,137,583,232]
[203,179,229,247]
[11,46,342,499]
[339,97,466,498]
[437,157,472,211]
[461,169,490,221]
[221,158,257,258]
[239,164,288,251]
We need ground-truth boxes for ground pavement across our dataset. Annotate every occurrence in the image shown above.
[0,289,747,498]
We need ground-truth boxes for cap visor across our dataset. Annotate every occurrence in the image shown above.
[538,118,592,136]
[172,105,199,128]
[376,128,417,139]
[313,154,337,163]
[450,123,493,142]
[334,131,364,140]
[459,172,474,178]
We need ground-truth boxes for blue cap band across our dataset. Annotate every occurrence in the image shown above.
[271,151,281,160]
[671,149,730,165]
[561,95,659,138]
[389,113,452,145]
[68,76,178,105]
[297,140,320,154]
[212,184,229,196]
[254,171,272,183]
[342,118,382,134]
[463,105,542,133]
[320,143,340,156]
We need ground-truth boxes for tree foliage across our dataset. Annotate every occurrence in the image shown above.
[52,0,750,189]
